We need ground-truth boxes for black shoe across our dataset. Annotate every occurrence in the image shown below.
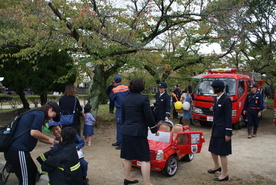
[207,167,221,173]
[124,179,139,185]
[112,142,119,146]
[214,176,229,181]
[83,178,89,185]
[115,146,121,150]
[36,172,41,182]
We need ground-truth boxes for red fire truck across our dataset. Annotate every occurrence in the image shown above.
[273,89,276,126]
[192,68,255,129]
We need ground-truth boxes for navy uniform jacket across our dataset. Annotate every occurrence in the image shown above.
[37,140,83,185]
[243,92,264,112]
[212,93,232,137]
[121,93,158,137]
[154,92,171,122]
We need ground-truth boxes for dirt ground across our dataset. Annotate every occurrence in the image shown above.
[1,109,276,185]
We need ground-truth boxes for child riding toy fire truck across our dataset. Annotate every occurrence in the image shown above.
[132,123,204,177]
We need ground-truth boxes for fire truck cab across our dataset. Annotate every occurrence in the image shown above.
[273,89,276,126]
[192,68,253,129]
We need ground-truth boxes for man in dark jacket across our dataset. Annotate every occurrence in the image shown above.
[37,127,83,185]
[243,84,264,138]
[172,84,181,119]
[153,82,171,123]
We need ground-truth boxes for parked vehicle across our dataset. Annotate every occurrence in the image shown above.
[273,89,276,126]
[132,124,204,177]
[192,68,264,129]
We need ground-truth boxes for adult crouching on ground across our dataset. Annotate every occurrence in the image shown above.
[4,102,60,185]
[121,78,159,185]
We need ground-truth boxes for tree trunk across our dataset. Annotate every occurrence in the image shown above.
[89,65,109,117]
[40,92,48,106]
[17,90,30,109]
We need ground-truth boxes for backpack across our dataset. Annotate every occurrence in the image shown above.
[0,111,31,152]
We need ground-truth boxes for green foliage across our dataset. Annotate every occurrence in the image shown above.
[0,48,31,93]
[0,94,21,108]
[1,0,275,116]
[27,95,42,107]
[205,0,275,77]
[28,49,76,95]
[0,94,13,104]
[0,47,76,105]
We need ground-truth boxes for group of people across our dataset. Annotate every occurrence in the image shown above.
[171,84,194,125]
[4,85,95,185]
[108,76,195,185]
[108,76,229,184]
[4,75,264,185]
[109,76,264,184]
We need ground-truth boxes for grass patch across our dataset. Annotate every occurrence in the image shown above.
[94,104,115,127]
[0,108,29,125]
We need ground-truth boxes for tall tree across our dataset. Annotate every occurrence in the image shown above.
[1,0,247,115]
[0,48,76,107]
[204,0,275,74]
[29,49,76,105]
[1,0,208,114]
[0,48,31,109]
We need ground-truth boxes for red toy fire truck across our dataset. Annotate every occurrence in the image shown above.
[132,124,204,176]
[192,68,261,129]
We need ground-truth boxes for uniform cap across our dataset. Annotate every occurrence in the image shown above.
[175,84,181,87]
[158,82,167,88]
[114,75,122,83]
[250,84,258,88]
[48,120,62,130]
[211,80,225,88]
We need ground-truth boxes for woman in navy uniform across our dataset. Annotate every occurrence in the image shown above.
[208,80,232,181]
[153,82,171,123]
[121,78,158,185]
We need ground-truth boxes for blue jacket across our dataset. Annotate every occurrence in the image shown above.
[9,110,44,151]
[172,89,181,102]
[212,93,232,137]
[121,93,157,137]
[109,84,130,108]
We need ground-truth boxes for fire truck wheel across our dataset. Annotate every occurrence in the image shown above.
[234,122,242,129]
[199,121,208,126]
[161,155,178,177]
[234,115,246,129]
[182,154,194,162]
